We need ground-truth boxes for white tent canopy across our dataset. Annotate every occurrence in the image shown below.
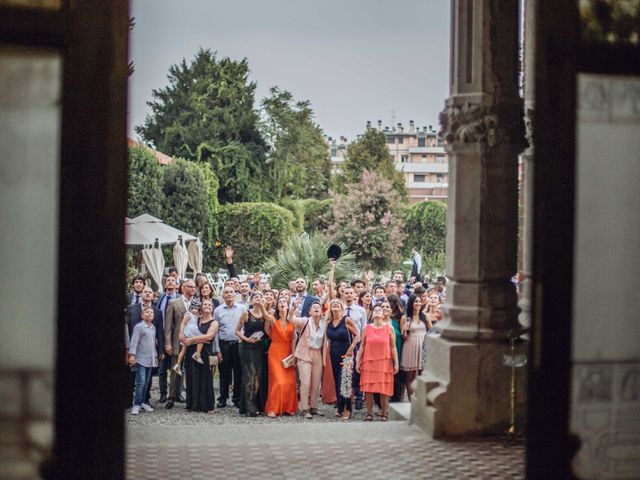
[187,238,203,275]
[173,240,189,279]
[124,214,197,246]
[141,245,165,292]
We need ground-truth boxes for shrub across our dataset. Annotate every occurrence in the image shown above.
[278,198,305,233]
[215,202,295,271]
[301,198,334,234]
[161,158,215,249]
[127,145,163,218]
[327,170,405,271]
[262,233,359,289]
[404,201,447,258]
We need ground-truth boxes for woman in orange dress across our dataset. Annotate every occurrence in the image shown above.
[356,304,399,422]
[262,297,298,417]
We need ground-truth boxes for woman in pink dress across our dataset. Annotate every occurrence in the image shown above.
[400,294,427,400]
[356,305,399,422]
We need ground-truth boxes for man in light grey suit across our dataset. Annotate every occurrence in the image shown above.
[164,278,196,409]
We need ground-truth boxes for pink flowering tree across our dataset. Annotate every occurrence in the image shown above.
[328,169,406,271]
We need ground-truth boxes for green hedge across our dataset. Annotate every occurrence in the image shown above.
[403,201,447,258]
[301,198,334,234]
[215,202,295,271]
[278,198,305,233]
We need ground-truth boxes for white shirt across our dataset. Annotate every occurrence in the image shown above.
[344,303,367,337]
[308,318,326,350]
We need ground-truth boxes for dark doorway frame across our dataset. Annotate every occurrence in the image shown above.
[0,2,129,479]
[528,1,640,478]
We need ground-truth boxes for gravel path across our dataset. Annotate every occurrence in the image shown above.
[126,376,405,426]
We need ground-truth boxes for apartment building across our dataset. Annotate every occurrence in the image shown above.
[327,121,449,203]
[374,119,448,203]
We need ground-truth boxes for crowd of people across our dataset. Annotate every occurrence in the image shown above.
[125,246,446,420]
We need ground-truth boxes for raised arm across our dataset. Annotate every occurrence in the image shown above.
[327,258,336,300]
[225,245,237,279]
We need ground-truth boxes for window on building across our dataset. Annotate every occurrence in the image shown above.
[401,155,409,163]
[414,174,426,182]
[330,148,337,157]
[418,137,425,147]
[386,136,395,144]
[398,137,404,144]
[436,156,445,164]
[436,173,445,182]
[421,154,427,161]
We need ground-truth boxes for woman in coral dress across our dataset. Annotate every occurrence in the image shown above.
[356,304,399,422]
[262,297,298,417]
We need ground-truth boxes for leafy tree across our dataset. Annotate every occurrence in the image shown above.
[161,158,215,251]
[260,87,332,199]
[127,145,163,218]
[262,233,359,289]
[216,202,295,270]
[328,169,406,271]
[301,198,334,235]
[336,128,407,198]
[135,49,270,203]
[195,141,273,204]
[404,201,447,257]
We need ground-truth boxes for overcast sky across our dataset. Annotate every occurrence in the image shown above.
[129,0,450,143]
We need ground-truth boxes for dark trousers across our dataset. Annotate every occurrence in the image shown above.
[158,355,171,396]
[391,370,406,402]
[352,344,363,403]
[218,340,241,404]
[330,344,352,414]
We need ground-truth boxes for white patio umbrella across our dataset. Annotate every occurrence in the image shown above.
[173,236,189,279]
[141,241,165,292]
[187,235,203,275]
[125,214,197,246]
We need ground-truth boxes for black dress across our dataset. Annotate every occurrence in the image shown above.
[238,311,267,416]
[185,318,217,412]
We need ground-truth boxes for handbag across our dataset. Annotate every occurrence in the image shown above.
[209,355,219,367]
[339,319,354,398]
[281,320,309,369]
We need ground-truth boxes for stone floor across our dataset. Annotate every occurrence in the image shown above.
[127,420,524,479]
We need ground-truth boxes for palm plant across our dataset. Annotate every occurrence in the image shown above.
[262,232,359,289]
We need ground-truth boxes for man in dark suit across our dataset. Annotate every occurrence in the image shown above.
[291,278,320,318]
[154,275,178,402]
[125,285,163,405]
[164,278,196,409]
[410,247,422,283]
[126,274,146,306]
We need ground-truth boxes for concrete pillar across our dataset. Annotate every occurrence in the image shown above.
[411,0,527,437]
[519,0,535,331]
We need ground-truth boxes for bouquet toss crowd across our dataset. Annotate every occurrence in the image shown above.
[125,246,445,421]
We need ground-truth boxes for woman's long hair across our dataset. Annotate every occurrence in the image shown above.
[406,294,427,326]
[274,297,289,321]
[386,294,405,319]
[325,299,345,323]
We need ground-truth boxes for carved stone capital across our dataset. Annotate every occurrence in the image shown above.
[439,101,526,149]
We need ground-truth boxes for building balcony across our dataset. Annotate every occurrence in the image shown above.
[395,163,448,173]
[408,181,449,189]
[408,146,445,154]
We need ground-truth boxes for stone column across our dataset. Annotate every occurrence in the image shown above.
[519,0,535,331]
[411,0,527,437]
